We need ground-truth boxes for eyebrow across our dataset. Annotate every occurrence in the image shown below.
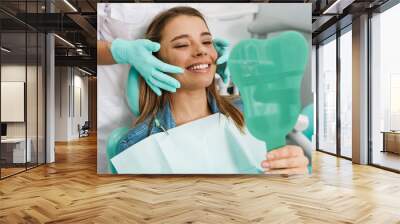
[170,32,212,42]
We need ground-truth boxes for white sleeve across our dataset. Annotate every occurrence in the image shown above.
[97,3,106,16]
[99,3,174,41]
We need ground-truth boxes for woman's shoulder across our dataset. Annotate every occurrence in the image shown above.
[116,119,155,154]
[233,97,243,111]
[223,95,243,112]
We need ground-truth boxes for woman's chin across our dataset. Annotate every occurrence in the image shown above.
[178,72,215,90]
[180,78,214,90]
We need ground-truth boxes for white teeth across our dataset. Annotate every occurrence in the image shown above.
[189,64,209,70]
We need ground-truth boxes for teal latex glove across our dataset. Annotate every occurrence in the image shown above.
[213,38,230,84]
[111,39,184,96]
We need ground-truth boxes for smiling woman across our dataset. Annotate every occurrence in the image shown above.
[135,6,244,129]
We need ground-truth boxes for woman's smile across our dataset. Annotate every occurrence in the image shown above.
[186,62,212,74]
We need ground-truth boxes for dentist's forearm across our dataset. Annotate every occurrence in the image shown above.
[97,40,117,65]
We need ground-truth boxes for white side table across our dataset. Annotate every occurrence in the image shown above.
[1,138,32,163]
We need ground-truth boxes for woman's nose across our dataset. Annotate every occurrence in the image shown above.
[193,44,208,57]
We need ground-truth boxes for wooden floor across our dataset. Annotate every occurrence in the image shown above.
[1,135,400,224]
[1,167,26,178]
[1,163,45,178]
[373,150,400,171]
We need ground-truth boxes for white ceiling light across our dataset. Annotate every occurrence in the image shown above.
[323,0,342,14]
[78,67,92,76]
[323,0,354,15]
[1,47,11,53]
[63,0,78,12]
[54,34,75,48]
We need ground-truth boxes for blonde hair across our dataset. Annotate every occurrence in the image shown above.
[135,6,244,132]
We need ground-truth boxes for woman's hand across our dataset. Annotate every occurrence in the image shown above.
[261,145,309,175]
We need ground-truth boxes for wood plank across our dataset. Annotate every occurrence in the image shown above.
[0,134,399,223]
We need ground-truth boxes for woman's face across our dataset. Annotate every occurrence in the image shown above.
[158,15,218,90]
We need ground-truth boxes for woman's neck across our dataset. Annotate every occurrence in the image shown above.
[170,88,211,126]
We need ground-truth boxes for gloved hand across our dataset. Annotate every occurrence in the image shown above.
[213,38,230,84]
[111,39,184,96]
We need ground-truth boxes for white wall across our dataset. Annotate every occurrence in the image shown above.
[1,64,46,164]
[1,65,40,137]
[72,72,89,138]
[55,66,68,141]
[1,65,26,131]
[54,67,89,141]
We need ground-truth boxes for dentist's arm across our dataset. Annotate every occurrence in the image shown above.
[97,40,117,65]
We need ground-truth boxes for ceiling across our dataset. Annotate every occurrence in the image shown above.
[0,0,393,75]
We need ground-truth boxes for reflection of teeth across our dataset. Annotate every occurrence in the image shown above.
[189,64,209,70]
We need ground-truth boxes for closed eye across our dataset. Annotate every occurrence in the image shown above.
[174,45,188,48]
[203,41,212,45]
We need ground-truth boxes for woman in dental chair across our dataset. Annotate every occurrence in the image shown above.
[108,6,309,175]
